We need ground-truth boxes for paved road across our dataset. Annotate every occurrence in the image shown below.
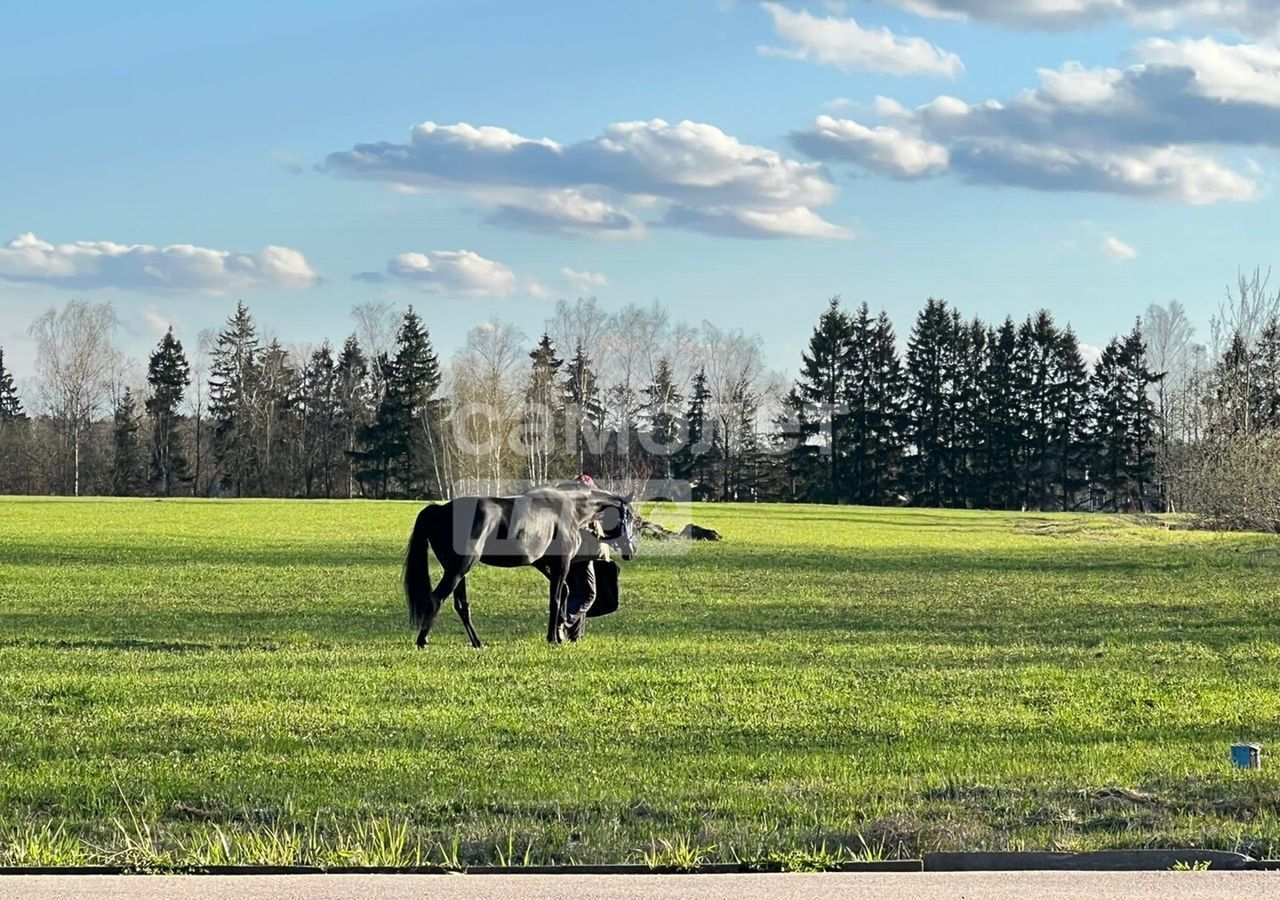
[1,873,1276,900]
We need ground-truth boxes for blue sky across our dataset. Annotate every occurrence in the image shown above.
[3,0,1278,380]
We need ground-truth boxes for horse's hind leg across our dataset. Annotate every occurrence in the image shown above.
[417,561,469,649]
[452,577,483,649]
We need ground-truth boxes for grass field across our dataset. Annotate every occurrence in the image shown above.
[2,498,1280,868]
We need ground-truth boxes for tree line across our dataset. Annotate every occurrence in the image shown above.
[783,297,1157,512]
[0,277,1275,522]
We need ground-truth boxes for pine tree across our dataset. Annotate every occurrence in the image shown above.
[0,348,23,421]
[981,318,1026,509]
[111,389,146,496]
[674,367,715,499]
[391,308,443,496]
[1120,321,1160,510]
[1019,310,1062,508]
[791,297,856,502]
[146,329,191,496]
[301,342,341,497]
[840,303,906,505]
[523,333,564,484]
[257,339,300,496]
[563,342,605,475]
[1089,337,1130,510]
[946,315,987,507]
[641,357,683,481]
[1051,327,1092,510]
[335,335,371,498]
[355,352,402,499]
[904,298,959,506]
[209,302,261,496]
[353,309,445,499]
[865,310,906,504]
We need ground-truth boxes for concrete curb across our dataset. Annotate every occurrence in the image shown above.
[0,853,1272,875]
[923,850,1254,871]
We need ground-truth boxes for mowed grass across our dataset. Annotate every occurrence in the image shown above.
[2,498,1280,866]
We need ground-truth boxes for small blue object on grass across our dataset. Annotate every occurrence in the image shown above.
[1231,742,1261,770]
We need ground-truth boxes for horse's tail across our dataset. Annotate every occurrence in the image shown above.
[404,503,441,627]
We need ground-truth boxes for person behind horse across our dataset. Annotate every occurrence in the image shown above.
[551,474,613,639]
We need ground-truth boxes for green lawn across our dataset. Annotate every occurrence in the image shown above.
[2,498,1280,867]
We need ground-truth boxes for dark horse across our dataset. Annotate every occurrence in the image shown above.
[403,487,638,647]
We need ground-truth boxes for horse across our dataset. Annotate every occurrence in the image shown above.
[403,486,639,648]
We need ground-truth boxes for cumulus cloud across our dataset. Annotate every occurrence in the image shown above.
[791,115,949,178]
[355,250,526,298]
[561,268,608,293]
[802,37,1280,204]
[323,118,845,239]
[881,0,1280,36]
[483,189,643,238]
[0,233,318,293]
[759,2,963,77]
[1103,235,1139,259]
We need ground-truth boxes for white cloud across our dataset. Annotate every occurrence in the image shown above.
[1103,235,1139,259]
[881,0,1280,36]
[791,115,949,178]
[951,141,1258,204]
[561,268,608,293]
[483,188,644,238]
[356,250,524,298]
[811,37,1280,204]
[759,2,963,77]
[324,117,845,239]
[0,233,318,293]
[1079,341,1104,367]
[662,204,853,238]
[1138,37,1280,107]
[140,304,180,336]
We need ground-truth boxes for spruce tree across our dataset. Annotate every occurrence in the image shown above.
[355,309,443,499]
[355,352,402,499]
[792,297,855,502]
[0,348,23,421]
[209,302,261,496]
[1120,321,1160,510]
[111,389,146,496]
[865,310,906,504]
[842,303,905,505]
[981,318,1026,509]
[301,342,341,497]
[674,367,715,499]
[1051,327,1092,509]
[1019,311,1062,508]
[1089,337,1130,510]
[641,357,683,481]
[523,333,564,484]
[335,335,371,497]
[258,339,300,496]
[390,308,443,496]
[146,329,191,496]
[905,298,958,506]
[563,342,605,475]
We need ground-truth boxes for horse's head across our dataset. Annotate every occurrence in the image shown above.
[598,493,641,561]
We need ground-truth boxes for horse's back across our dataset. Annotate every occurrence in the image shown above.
[433,492,567,566]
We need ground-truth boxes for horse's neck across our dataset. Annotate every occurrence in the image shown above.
[573,493,616,526]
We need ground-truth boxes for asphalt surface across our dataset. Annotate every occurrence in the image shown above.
[1,873,1277,900]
